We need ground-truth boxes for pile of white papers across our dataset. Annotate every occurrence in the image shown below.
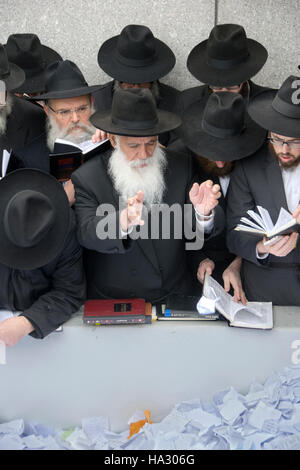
[2,366,300,450]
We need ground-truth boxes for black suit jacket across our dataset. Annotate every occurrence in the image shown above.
[71,148,224,301]
[0,96,46,174]
[226,143,300,305]
[93,80,180,146]
[14,132,50,173]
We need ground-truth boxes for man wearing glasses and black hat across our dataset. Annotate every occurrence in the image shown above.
[227,76,300,305]
[71,88,223,302]
[14,59,103,204]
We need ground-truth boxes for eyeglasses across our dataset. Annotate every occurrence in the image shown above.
[268,137,300,149]
[48,103,91,120]
[210,85,242,91]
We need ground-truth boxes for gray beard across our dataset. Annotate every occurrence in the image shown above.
[46,114,97,151]
[0,92,13,136]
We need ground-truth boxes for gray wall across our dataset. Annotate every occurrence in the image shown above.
[0,0,299,90]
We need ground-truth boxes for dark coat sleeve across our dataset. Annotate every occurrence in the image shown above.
[226,160,264,265]
[21,219,86,339]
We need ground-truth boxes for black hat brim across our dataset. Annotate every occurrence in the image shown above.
[11,45,62,94]
[31,84,103,100]
[90,108,181,137]
[248,89,300,138]
[3,62,25,91]
[0,169,70,270]
[187,38,268,86]
[181,99,267,161]
[98,35,175,83]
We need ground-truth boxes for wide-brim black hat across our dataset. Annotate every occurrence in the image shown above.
[248,75,300,138]
[181,91,266,161]
[5,34,62,94]
[0,169,70,270]
[4,33,62,93]
[0,44,25,91]
[32,60,102,100]
[98,24,175,83]
[187,24,268,86]
[90,87,181,137]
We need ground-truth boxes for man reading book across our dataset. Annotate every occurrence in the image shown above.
[227,76,300,305]
[71,88,223,302]
[13,60,104,205]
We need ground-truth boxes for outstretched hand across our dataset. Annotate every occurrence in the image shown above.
[189,180,221,216]
[120,191,145,232]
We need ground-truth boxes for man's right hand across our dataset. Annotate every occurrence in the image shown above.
[120,191,145,232]
[91,129,108,143]
[197,258,215,283]
[257,232,299,257]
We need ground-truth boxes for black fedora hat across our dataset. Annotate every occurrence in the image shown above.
[98,24,176,83]
[187,24,268,87]
[4,33,62,94]
[31,60,102,100]
[181,92,266,161]
[248,75,300,138]
[0,168,70,270]
[0,43,25,91]
[90,88,181,137]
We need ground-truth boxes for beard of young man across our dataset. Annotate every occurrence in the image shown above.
[195,155,234,177]
[269,143,300,169]
[0,92,13,136]
[108,138,167,206]
[46,110,97,151]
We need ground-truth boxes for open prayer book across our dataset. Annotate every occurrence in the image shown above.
[235,205,300,241]
[50,137,110,182]
[198,274,273,329]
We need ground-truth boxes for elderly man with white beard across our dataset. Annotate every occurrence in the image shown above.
[71,88,223,302]
[13,60,104,204]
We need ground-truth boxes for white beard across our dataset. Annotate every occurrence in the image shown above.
[46,112,97,151]
[108,140,167,206]
[0,92,13,136]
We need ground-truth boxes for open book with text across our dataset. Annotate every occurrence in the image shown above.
[200,274,273,329]
[234,205,300,240]
[50,137,110,182]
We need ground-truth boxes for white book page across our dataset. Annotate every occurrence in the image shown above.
[203,275,271,329]
[54,138,108,154]
[232,302,273,329]
[272,207,294,233]
[246,210,266,230]
[235,225,265,234]
[257,206,274,233]
[2,150,10,178]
